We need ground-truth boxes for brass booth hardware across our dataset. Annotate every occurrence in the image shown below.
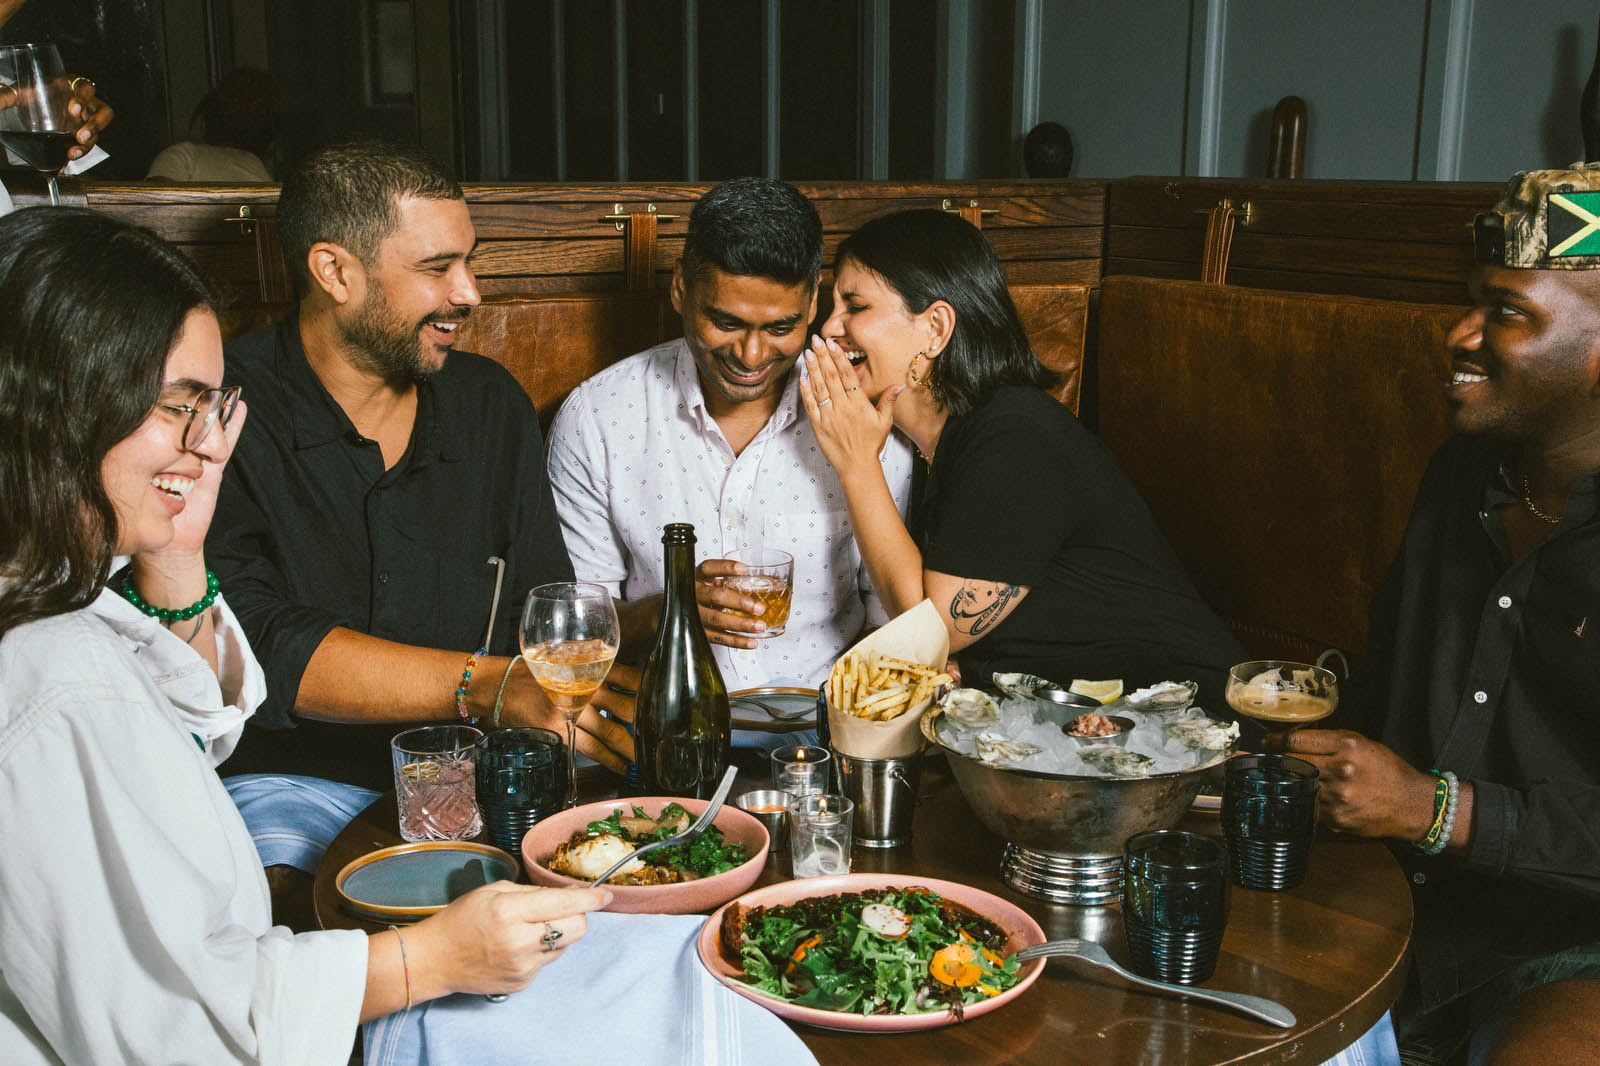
[222,204,257,237]
[600,202,681,232]
[942,197,999,217]
[1192,199,1253,226]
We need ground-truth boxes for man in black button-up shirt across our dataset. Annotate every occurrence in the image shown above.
[1283,166,1600,1065]
[208,140,635,873]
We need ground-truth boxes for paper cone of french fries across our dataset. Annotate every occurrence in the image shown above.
[825,599,952,759]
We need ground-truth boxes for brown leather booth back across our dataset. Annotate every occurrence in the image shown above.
[1010,283,1089,415]
[220,283,1089,430]
[452,291,676,427]
[1096,276,1461,655]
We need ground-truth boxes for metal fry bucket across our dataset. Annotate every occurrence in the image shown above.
[833,752,921,848]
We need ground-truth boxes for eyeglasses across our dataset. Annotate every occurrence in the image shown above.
[160,385,242,452]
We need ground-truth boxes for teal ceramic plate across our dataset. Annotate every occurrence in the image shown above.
[336,841,520,922]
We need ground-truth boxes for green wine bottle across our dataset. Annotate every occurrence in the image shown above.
[635,523,731,797]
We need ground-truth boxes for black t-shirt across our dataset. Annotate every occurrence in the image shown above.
[915,385,1244,704]
[209,319,574,789]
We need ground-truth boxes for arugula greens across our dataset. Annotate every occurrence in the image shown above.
[735,888,1021,1016]
[582,803,747,878]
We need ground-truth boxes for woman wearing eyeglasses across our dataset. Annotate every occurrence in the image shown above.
[0,208,609,1066]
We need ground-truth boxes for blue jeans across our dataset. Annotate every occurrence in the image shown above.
[224,773,379,874]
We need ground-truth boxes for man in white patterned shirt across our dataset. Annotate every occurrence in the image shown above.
[548,178,915,689]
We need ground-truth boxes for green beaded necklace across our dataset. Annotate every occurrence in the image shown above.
[118,569,220,623]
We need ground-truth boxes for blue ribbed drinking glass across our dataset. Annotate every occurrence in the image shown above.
[474,727,565,855]
[1221,753,1319,890]
[1122,830,1230,984]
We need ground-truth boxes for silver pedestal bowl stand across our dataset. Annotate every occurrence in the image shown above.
[921,711,1229,905]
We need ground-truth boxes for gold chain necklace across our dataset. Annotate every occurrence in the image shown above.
[1520,474,1563,526]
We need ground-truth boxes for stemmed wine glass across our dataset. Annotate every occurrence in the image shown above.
[519,582,620,807]
[1224,659,1340,746]
[0,44,75,206]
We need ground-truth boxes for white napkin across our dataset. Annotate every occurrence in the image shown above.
[362,911,819,1066]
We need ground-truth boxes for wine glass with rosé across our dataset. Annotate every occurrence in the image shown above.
[519,582,620,807]
[1225,660,1339,743]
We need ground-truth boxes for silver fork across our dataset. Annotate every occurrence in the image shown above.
[1013,938,1296,1028]
[585,764,741,888]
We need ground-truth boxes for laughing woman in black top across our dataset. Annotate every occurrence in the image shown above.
[799,209,1244,702]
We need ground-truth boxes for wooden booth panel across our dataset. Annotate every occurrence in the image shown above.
[1104,177,1499,305]
[1096,276,1460,655]
[78,180,1108,309]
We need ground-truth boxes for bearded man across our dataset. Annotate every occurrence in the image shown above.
[207,138,634,897]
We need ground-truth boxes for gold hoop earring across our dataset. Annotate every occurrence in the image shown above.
[908,350,931,388]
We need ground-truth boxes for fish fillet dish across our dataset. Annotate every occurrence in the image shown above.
[547,803,748,885]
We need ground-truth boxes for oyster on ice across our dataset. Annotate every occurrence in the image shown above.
[1077,745,1155,778]
[940,688,1001,729]
[991,672,1056,701]
[974,733,1044,766]
[1124,680,1199,712]
[1164,716,1241,751]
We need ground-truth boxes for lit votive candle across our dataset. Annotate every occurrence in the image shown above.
[771,744,832,798]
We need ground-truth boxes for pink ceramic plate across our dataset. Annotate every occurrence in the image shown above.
[522,797,769,914]
[697,873,1047,1033]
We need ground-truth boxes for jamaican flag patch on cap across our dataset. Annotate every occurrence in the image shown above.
[1548,191,1600,258]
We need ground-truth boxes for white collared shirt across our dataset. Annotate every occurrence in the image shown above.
[0,586,368,1065]
[547,338,915,689]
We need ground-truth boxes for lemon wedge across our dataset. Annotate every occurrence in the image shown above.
[1069,678,1124,704]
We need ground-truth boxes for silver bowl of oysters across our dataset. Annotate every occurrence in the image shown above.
[921,675,1236,905]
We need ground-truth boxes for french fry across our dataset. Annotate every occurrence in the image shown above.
[827,646,949,722]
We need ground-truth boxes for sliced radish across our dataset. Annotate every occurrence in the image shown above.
[861,902,912,939]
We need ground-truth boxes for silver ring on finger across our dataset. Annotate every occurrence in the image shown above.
[817,397,832,407]
[541,921,565,952]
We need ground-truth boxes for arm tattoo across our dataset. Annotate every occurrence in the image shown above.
[949,581,1022,637]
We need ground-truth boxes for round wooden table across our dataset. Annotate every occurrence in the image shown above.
[317,753,1412,1065]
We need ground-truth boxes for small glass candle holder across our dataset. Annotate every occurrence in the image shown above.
[771,744,832,797]
[789,793,853,877]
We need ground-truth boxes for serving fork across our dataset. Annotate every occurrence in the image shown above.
[585,764,741,888]
[1013,938,1296,1028]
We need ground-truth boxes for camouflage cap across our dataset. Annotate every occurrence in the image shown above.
[1475,162,1600,269]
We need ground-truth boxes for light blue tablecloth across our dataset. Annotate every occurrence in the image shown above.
[362,911,818,1066]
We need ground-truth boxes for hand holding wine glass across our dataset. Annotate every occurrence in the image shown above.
[519,582,620,807]
[0,42,76,204]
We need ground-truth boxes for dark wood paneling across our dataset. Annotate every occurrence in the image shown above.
[1104,177,1500,304]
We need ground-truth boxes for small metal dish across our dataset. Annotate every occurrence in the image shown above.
[1034,685,1101,709]
[1063,714,1137,748]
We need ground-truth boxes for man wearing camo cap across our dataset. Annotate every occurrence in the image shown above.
[1281,165,1600,1065]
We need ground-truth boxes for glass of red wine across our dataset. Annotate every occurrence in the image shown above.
[0,44,76,206]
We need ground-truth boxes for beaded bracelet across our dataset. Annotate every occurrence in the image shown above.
[1419,770,1450,851]
[1419,770,1460,855]
[456,647,486,724]
[119,569,219,623]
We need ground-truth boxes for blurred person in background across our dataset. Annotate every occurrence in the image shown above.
[147,67,277,182]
